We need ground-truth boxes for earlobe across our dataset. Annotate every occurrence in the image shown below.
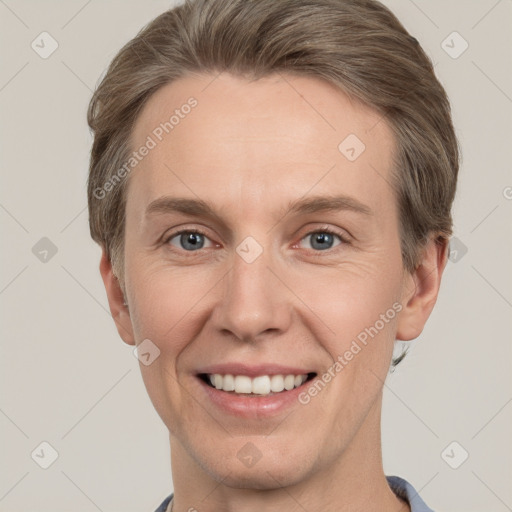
[396,236,449,342]
[99,248,136,346]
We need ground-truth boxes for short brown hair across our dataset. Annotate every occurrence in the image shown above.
[87,0,459,330]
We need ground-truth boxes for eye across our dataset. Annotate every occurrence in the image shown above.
[165,229,214,252]
[298,228,347,252]
[163,227,349,254]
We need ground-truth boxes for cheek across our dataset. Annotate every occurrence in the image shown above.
[126,250,403,348]
[124,264,203,429]
[294,260,403,405]
[125,259,214,352]
[122,213,182,343]
[298,261,402,339]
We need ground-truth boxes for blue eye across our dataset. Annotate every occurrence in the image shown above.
[166,230,213,251]
[300,230,343,251]
[164,227,348,255]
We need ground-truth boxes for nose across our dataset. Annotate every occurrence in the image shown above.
[210,243,293,344]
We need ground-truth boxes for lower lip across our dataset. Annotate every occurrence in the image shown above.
[196,376,311,418]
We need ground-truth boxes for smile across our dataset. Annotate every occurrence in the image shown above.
[194,363,318,416]
[200,373,316,396]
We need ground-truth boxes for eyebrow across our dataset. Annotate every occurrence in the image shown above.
[145,194,373,221]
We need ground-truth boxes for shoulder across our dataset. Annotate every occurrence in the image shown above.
[156,480,434,512]
[153,493,173,512]
[386,475,435,512]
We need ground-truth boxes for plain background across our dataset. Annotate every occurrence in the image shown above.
[1,0,511,511]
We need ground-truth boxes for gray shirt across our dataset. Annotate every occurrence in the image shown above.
[154,475,434,511]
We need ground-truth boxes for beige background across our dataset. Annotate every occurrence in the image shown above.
[1,0,511,511]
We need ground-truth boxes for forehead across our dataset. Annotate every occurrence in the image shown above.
[128,72,397,222]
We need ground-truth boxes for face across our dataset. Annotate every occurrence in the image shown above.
[102,72,445,489]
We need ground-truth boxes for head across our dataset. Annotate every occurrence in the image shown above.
[88,0,458,491]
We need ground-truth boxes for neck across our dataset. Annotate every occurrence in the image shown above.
[168,393,410,512]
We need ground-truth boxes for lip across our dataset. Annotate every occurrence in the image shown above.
[194,364,317,418]
[195,363,314,378]
[196,375,315,417]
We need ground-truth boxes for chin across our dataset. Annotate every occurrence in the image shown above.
[212,465,309,491]
[196,443,315,490]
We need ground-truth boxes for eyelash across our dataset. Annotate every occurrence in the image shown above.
[163,226,350,256]
[302,226,351,256]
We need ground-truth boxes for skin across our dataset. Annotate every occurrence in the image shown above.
[100,72,448,512]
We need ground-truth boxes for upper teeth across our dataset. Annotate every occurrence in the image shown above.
[208,374,308,395]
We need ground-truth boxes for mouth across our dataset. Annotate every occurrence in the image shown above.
[194,363,319,417]
[197,372,317,396]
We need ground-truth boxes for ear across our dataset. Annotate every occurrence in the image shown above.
[396,235,449,341]
[99,248,136,346]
